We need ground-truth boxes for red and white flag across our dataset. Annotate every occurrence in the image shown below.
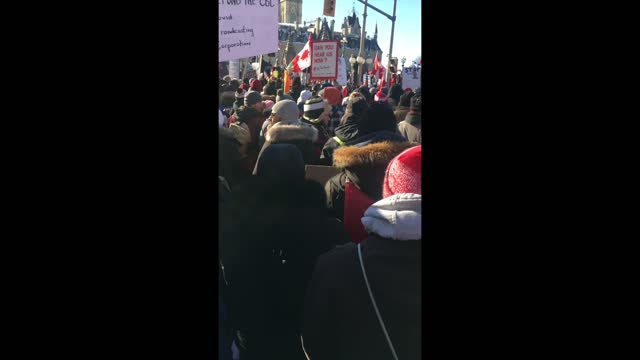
[373,53,385,79]
[288,34,313,73]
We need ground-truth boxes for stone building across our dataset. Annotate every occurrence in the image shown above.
[275,2,383,76]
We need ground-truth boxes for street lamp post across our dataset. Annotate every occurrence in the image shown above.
[357,1,368,87]
[349,54,357,86]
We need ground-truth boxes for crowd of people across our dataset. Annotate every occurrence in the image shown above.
[218,72,422,360]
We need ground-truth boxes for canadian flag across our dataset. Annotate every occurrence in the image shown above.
[288,34,313,73]
[373,53,385,79]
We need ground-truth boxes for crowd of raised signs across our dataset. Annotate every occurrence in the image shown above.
[218,71,422,360]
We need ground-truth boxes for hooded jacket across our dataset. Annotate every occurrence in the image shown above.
[253,121,319,174]
[398,111,422,144]
[218,127,249,190]
[220,176,350,360]
[325,135,414,221]
[319,101,368,163]
[302,193,421,360]
[228,106,266,171]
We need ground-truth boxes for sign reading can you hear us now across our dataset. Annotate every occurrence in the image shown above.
[310,40,339,81]
[218,0,278,62]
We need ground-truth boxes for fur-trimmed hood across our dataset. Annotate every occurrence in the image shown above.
[265,122,318,143]
[333,141,415,168]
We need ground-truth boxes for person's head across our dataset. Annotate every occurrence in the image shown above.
[269,99,299,125]
[292,76,302,87]
[223,75,231,83]
[263,81,278,96]
[235,88,246,100]
[263,100,275,117]
[244,91,264,112]
[243,78,250,85]
[303,96,331,126]
[320,87,341,106]
[389,84,404,102]
[359,101,397,134]
[250,79,263,92]
[297,89,312,106]
[382,145,422,198]
[341,92,369,123]
[410,94,422,113]
[399,91,414,108]
[356,85,371,103]
[255,143,306,183]
[229,79,240,91]
[276,89,293,103]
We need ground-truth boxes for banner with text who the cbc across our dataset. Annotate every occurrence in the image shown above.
[218,0,279,62]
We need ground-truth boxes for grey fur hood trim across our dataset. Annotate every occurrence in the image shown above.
[266,122,318,143]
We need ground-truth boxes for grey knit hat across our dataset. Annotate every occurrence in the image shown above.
[271,99,299,123]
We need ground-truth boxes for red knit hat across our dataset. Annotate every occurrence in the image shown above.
[250,79,263,92]
[382,145,422,198]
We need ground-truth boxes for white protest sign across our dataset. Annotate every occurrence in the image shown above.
[336,58,347,86]
[218,0,279,62]
[310,40,339,81]
[228,59,240,79]
[402,67,421,91]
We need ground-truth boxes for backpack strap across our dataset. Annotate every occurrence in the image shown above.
[358,243,399,360]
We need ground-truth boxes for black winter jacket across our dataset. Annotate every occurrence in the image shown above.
[302,234,421,360]
[220,177,349,360]
[218,127,249,189]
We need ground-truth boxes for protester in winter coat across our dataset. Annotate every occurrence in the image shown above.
[276,89,294,103]
[240,78,251,92]
[319,87,343,135]
[218,125,249,190]
[319,92,369,164]
[227,91,266,172]
[356,85,372,104]
[301,96,332,164]
[394,91,414,123]
[325,134,412,222]
[253,99,318,174]
[303,145,422,360]
[219,85,236,119]
[220,144,349,360]
[323,102,411,220]
[262,80,277,96]
[388,84,404,109]
[398,94,422,143]
[288,76,303,102]
[233,88,246,111]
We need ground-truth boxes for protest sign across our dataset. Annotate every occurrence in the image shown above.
[228,59,240,79]
[309,40,339,81]
[218,1,278,62]
[305,165,341,186]
[336,57,347,86]
[402,67,421,91]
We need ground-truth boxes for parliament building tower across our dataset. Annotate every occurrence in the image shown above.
[279,0,302,25]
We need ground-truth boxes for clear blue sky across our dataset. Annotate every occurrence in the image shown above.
[301,0,422,67]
